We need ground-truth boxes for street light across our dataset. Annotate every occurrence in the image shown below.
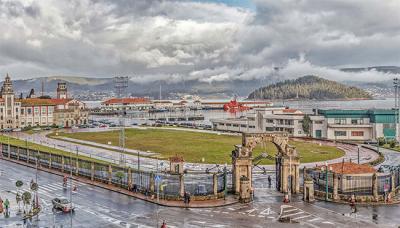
[394,78,399,143]
[357,145,361,164]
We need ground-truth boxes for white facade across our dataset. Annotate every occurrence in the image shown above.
[211,107,306,136]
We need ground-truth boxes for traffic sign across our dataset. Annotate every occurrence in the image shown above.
[155,175,162,182]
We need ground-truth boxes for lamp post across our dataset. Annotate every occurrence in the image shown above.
[357,145,361,164]
[394,78,399,143]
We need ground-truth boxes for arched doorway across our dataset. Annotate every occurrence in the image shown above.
[232,133,300,195]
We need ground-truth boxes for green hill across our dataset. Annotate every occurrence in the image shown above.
[248,75,372,100]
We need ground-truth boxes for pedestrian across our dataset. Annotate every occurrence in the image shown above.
[267,175,272,188]
[161,220,167,228]
[187,192,191,205]
[4,198,10,216]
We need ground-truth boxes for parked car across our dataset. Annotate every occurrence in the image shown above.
[52,197,74,213]
[12,128,22,132]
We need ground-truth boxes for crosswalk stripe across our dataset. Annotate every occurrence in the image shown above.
[283,208,298,213]
[291,215,312,220]
[307,217,321,222]
[280,211,304,218]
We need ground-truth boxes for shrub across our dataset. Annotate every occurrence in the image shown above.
[389,140,397,148]
[377,137,386,146]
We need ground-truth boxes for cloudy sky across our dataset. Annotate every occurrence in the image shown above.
[0,0,399,82]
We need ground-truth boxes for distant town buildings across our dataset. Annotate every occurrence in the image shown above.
[211,107,398,141]
[0,74,88,129]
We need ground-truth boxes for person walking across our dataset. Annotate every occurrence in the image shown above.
[4,198,10,216]
[267,175,272,188]
[161,220,167,228]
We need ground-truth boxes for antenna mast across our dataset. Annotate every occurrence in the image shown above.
[114,76,129,166]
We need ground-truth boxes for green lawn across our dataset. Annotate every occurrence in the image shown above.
[0,135,109,164]
[50,129,344,165]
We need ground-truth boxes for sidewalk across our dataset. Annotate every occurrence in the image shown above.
[1,157,239,208]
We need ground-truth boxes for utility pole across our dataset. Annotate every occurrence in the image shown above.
[394,78,399,143]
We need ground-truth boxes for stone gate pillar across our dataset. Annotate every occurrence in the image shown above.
[232,145,252,194]
[279,156,300,194]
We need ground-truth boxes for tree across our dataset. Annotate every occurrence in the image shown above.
[302,115,312,136]
[115,171,125,187]
[22,191,32,214]
[15,180,23,212]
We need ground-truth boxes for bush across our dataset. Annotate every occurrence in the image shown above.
[389,140,397,148]
[377,137,386,146]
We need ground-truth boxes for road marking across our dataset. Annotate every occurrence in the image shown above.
[283,208,298,213]
[280,211,304,218]
[307,217,321,222]
[246,209,257,214]
[291,214,312,220]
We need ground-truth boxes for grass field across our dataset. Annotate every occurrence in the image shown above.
[50,128,345,165]
[0,135,109,164]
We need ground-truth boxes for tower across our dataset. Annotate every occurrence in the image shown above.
[57,82,67,99]
[1,73,16,128]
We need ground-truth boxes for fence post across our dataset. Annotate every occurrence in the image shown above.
[150,172,155,193]
[213,173,218,196]
[108,164,112,185]
[179,174,185,197]
[392,173,396,193]
[91,162,95,181]
[17,146,20,160]
[61,156,65,172]
[75,159,79,176]
[36,150,40,167]
[333,173,338,200]
[128,168,132,190]
[27,148,30,163]
[373,173,378,201]
[49,153,52,168]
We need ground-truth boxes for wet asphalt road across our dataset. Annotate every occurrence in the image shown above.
[0,159,392,228]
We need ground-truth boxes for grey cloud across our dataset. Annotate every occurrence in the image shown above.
[0,0,398,83]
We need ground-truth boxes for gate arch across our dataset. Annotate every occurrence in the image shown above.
[232,132,300,194]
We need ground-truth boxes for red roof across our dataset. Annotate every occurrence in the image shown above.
[316,162,376,174]
[282,108,299,113]
[102,98,151,105]
[20,98,72,106]
[169,156,184,163]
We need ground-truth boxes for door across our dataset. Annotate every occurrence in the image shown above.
[315,130,322,138]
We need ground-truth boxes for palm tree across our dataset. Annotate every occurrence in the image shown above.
[22,191,32,214]
[15,180,23,213]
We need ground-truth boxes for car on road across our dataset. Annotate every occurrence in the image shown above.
[12,128,22,132]
[52,197,75,213]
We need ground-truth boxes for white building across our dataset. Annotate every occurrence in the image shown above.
[0,74,88,129]
[310,109,397,141]
[101,98,154,111]
[211,107,307,137]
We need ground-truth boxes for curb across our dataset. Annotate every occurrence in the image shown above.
[0,157,239,208]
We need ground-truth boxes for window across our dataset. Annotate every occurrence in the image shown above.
[266,127,274,131]
[266,119,274,123]
[233,124,239,127]
[34,107,39,115]
[315,120,324,124]
[219,123,225,126]
[334,118,346,125]
[41,107,46,114]
[351,131,364,136]
[16,108,18,113]
[334,131,347,136]
[351,119,364,125]
[48,107,54,114]
[27,108,32,115]
[226,124,232,126]
[21,109,24,115]
[240,125,246,128]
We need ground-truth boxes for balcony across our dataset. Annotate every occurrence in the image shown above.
[328,123,372,128]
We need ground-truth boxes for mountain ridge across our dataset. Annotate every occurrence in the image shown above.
[248,75,372,100]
